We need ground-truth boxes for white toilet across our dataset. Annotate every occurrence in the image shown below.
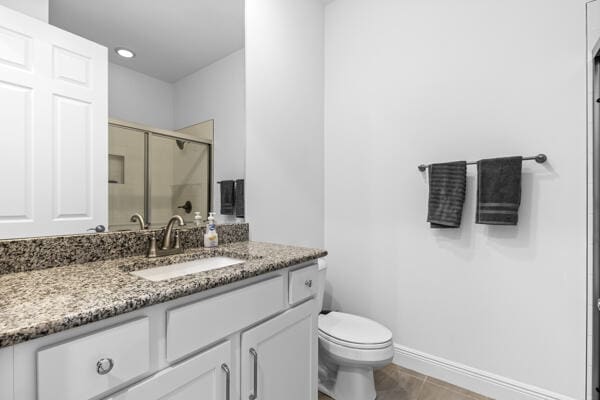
[316,260,394,400]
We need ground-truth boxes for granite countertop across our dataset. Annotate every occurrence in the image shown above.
[0,241,327,348]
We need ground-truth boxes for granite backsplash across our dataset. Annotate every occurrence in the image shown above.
[0,223,249,275]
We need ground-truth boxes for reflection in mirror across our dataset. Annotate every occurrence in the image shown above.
[109,120,212,231]
[150,129,211,228]
[36,0,245,238]
[108,124,147,230]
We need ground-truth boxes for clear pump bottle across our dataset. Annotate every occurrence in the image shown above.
[203,212,218,248]
[194,212,202,227]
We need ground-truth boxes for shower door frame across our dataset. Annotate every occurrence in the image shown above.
[593,37,600,400]
[109,118,214,228]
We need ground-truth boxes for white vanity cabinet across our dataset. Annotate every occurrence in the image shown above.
[0,5,108,239]
[106,341,232,400]
[241,300,317,400]
[3,262,320,400]
[165,276,286,363]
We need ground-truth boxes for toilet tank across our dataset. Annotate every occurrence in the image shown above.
[316,259,328,311]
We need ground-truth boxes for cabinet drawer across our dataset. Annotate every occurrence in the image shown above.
[37,318,150,400]
[289,264,318,304]
[166,276,285,362]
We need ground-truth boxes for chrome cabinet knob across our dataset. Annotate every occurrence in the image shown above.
[305,279,313,288]
[96,358,114,375]
[87,225,106,233]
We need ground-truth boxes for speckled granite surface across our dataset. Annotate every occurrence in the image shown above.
[0,241,327,348]
[0,223,249,275]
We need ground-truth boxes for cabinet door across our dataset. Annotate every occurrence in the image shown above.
[241,300,317,400]
[0,5,107,239]
[0,347,13,400]
[106,341,231,400]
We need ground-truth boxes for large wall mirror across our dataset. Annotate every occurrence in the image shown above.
[107,119,214,230]
[50,0,246,231]
[0,0,245,239]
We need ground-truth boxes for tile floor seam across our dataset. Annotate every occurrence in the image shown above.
[415,376,428,400]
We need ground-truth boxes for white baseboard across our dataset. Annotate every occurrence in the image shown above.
[393,344,578,400]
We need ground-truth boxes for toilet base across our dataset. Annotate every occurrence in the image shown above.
[335,366,376,400]
[319,365,376,400]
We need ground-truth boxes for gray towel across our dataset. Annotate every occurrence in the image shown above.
[427,161,467,228]
[476,156,522,225]
[220,180,235,215]
[235,179,245,218]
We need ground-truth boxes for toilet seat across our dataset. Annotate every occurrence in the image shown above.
[318,330,392,350]
[318,312,393,349]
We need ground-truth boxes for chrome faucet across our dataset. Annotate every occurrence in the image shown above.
[161,215,185,250]
[130,213,146,230]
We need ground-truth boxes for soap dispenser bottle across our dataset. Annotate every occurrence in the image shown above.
[204,212,218,248]
[194,212,203,227]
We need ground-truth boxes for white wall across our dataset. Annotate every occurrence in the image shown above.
[174,50,246,221]
[0,0,47,22]
[109,63,174,130]
[245,0,324,248]
[324,0,587,399]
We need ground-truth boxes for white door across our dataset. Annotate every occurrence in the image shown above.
[106,341,232,400]
[0,5,107,239]
[241,300,318,400]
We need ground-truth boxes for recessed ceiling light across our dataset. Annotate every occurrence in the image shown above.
[115,47,135,59]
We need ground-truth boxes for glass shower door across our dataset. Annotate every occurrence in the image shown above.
[149,135,211,226]
[108,125,147,230]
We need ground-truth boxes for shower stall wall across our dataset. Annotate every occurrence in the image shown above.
[108,119,213,231]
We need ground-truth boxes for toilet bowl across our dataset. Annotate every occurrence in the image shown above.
[316,261,394,400]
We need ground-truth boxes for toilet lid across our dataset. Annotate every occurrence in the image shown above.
[318,312,392,345]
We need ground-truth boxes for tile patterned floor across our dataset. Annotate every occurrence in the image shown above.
[318,364,493,400]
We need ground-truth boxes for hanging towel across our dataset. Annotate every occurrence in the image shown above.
[426,161,467,228]
[476,156,523,225]
[220,180,235,215]
[235,179,245,218]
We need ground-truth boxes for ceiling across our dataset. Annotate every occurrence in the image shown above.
[49,0,245,82]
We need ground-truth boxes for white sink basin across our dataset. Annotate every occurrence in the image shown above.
[130,256,245,282]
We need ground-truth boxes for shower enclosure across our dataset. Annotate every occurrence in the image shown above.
[108,119,212,231]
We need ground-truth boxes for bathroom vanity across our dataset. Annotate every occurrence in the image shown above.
[0,234,327,400]
[0,3,329,400]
